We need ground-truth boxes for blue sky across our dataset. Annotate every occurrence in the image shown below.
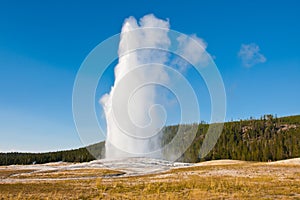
[0,0,299,152]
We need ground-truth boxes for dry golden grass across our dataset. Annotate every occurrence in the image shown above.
[12,169,124,179]
[1,161,300,199]
[0,180,99,200]
[0,170,34,179]
[95,163,300,199]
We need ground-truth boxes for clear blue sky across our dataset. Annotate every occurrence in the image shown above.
[0,0,299,152]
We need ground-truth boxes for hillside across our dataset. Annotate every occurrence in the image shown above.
[1,114,299,165]
[177,114,300,162]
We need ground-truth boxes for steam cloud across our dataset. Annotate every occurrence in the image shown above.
[100,14,207,159]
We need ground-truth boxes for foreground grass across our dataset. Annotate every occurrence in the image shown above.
[11,169,124,179]
[0,162,300,199]
[0,170,34,179]
[96,177,300,199]
[0,180,99,200]
[96,164,300,200]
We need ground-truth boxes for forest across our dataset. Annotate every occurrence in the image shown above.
[1,115,299,165]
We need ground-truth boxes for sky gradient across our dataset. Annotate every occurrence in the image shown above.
[0,0,299,152]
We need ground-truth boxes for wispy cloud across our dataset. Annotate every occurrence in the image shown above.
[238,43,266,67]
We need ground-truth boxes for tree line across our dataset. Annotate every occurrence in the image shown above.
[175,115,300,162]
[0,115,299,165]
[0,142,104,165]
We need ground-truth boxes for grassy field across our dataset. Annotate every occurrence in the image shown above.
[0,160,300,199]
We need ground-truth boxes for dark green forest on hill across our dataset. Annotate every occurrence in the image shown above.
[1,115,300,165]
[175,115,300,163]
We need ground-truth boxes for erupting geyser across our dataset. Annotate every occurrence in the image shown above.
[73,14,225,162]
[100,14,171,159]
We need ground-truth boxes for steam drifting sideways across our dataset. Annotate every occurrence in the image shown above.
[99,14,214,160]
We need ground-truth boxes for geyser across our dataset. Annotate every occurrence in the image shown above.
[73,14,225,162]
[100,14,171,159]
[99,14,216,160]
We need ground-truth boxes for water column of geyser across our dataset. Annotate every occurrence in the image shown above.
[100,15,171,159]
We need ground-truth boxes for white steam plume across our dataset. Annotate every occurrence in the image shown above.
[100,14,171,158]
[100,14,209,160]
